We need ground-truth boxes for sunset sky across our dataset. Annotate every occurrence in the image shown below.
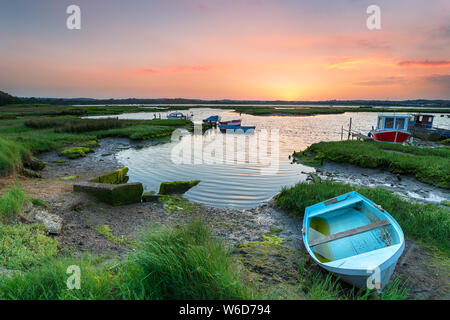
[0,0,449,100]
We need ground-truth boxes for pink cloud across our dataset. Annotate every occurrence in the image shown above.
[133,65,219,75]
[398,60,450,67]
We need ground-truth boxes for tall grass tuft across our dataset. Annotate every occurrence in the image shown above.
[0,220,256,300]
[0,183,27,222]
[305,273,343,300]
[120,219,254,299]
[0,137,30,176]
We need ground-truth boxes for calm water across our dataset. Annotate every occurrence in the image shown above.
[90,109,449,208]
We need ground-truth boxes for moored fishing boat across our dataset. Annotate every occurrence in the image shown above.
[408,114,450,138]
[218,119,242,126]
[370,114,411,143]
[218,124,255,133]
[203,115,220,123]
[302,191,405,289]
[168,112,188,120]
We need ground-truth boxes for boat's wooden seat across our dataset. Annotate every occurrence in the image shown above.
[309,219,390,247]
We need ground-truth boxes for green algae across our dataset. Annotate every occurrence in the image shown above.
[158,195,200,214]
[78,140,99,148]
[93,225,136,246]
[90,167,129,184]
[60,147,93,159]
[158,180,200,195]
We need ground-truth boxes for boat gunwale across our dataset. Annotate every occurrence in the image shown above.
[302,191,405,271]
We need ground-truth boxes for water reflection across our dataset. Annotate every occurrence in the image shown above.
[96,109,448,208]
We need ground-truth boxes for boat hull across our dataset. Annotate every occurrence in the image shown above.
[319,246,403,289]
[203,115,220,123]
[302,191,405,289]
[219,120,241,126]
[371,130,411,143]
[218,124,255,133]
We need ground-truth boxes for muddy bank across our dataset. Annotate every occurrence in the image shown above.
[38,137,165,180]
[24,138,448,300]
[314,161,449,205]
[16,172,448,300]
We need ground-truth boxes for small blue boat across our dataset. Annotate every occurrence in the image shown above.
[218,124,255,133]
[302,191,405,289]
[203,115,220,123]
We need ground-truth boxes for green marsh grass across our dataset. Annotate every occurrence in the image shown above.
[119,219,254,299]
[276,180,450,252]
[0,220,256,300]
[0,224,59,271]
[0,137,30,176]
[0,183,27,222]
[0,105,192,176]
[295,140,450,188]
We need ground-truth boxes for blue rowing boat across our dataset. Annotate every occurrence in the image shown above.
[218,124,255,133]
[203,115,220,123]
[302,191,405,289]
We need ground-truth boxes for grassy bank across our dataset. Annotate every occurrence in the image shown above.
[295,140,450,189]
[0,219,255,300]
[0,184,413,300]
[0,137,31,176]
[0,104,192,177]
[277,180,450,253]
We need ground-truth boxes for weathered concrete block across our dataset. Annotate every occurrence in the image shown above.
[158,180,200,195]
[74,181,143,206]
[142,193,164,202]
[90,167,129,184]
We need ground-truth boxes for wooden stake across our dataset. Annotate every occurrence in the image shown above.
[348,118,352,140]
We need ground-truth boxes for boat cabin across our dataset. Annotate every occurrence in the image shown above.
[375,114,409,132]
[167,112,186,120]
[408,114,434,130]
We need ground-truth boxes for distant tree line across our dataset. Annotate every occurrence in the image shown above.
[0,91,21,106]
[18,97,450,108]
[1,89,448,108]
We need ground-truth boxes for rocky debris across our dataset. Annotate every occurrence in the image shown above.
[21,168,42,178]
[34,210,63,234]
[27,157,47,171]
[74,181,143,206]
[158,180,200,195]
[306,172,322,183]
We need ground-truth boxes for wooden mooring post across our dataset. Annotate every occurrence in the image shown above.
[341,126,343,140]
[347,118,352,140]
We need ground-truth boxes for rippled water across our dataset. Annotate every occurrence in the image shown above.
[91,109,448,208]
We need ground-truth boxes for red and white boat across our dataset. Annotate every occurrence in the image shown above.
[218,119,241,126]
[370,115,411,143]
